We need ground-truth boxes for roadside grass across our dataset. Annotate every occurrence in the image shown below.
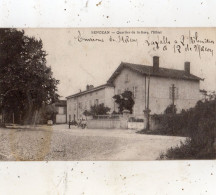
[136,128,187,137]
[143,99,216,160]
[159,139,216,160]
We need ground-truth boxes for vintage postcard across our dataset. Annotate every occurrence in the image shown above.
[0,27,215,161]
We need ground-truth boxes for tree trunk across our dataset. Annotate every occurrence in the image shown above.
[23,91,33,125]
[0,109,6,128]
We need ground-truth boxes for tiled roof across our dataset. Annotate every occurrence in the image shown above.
[55,100,67,107]
[66,83,114,99]
[107,62,202,83]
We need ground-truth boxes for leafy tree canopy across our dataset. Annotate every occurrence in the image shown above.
[164,104,177,114]
[0,28,59,124]
[113,90,134,114]
[84,103,111,116]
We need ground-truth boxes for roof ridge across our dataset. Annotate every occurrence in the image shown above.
[123,61,188,72]
[66,83,113,99]
[107,61,202,83]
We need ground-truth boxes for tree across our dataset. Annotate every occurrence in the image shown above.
[83,110,91,119]
[160,98,216,159]
[0,28,59,125]
[164,104,177,114]
[113,90,135,114]
[43,104,58,123]
[87,103,110,116]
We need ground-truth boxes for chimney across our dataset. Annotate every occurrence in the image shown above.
[89,85,94,90]
[153,56,159,72]
[86,85,89,90]
[184,62,190,74]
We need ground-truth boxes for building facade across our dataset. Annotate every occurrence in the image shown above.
[67,56,202,122]
[66,84,115,121]
[107,56,202,117]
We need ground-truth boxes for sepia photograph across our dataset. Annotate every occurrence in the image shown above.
[0,27,215,161]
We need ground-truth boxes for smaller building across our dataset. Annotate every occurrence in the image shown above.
[66,84,114,121]
[54,100,67,124]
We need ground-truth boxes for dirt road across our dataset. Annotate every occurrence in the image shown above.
[0,124,186,161]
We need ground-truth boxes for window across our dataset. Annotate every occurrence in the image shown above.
[78,102,82,109]
[58,107,64,114]
[94,99,99,106]
[133,86,138,98]
[74,103,77,110]
[125,74,129,83]
[176,88,179,99]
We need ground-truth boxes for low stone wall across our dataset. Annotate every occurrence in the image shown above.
[87,119,128,129]
[143,115,162,131]
[87,114,160,130]
[128,122,145,130]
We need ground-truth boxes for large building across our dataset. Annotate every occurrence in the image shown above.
[107,56,202,116]
[66,56,202,121]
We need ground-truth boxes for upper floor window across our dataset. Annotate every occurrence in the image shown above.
[58,107,65,115]
[133,86,138,98]
[74,103,77,110]
[125,74,129,83]
[94,99,99,106]
[78,102,82,109]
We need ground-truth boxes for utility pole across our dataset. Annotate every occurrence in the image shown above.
[144,68,151,131]
[170,84,176,134]
[147,73,150,130]
[171,84,176,114]
[144,77,147,109]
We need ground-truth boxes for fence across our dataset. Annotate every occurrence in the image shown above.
[93,114,121,120]
[87,113,145,130]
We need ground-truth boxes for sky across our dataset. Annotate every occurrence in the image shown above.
[24,28,216,99]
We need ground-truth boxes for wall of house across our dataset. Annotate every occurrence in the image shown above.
[113,68,146,117]
[67,87,115,121]
[113,68,200,116]
[149,77,200,114]
[104,87,115,112]
[56,106,67,124]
